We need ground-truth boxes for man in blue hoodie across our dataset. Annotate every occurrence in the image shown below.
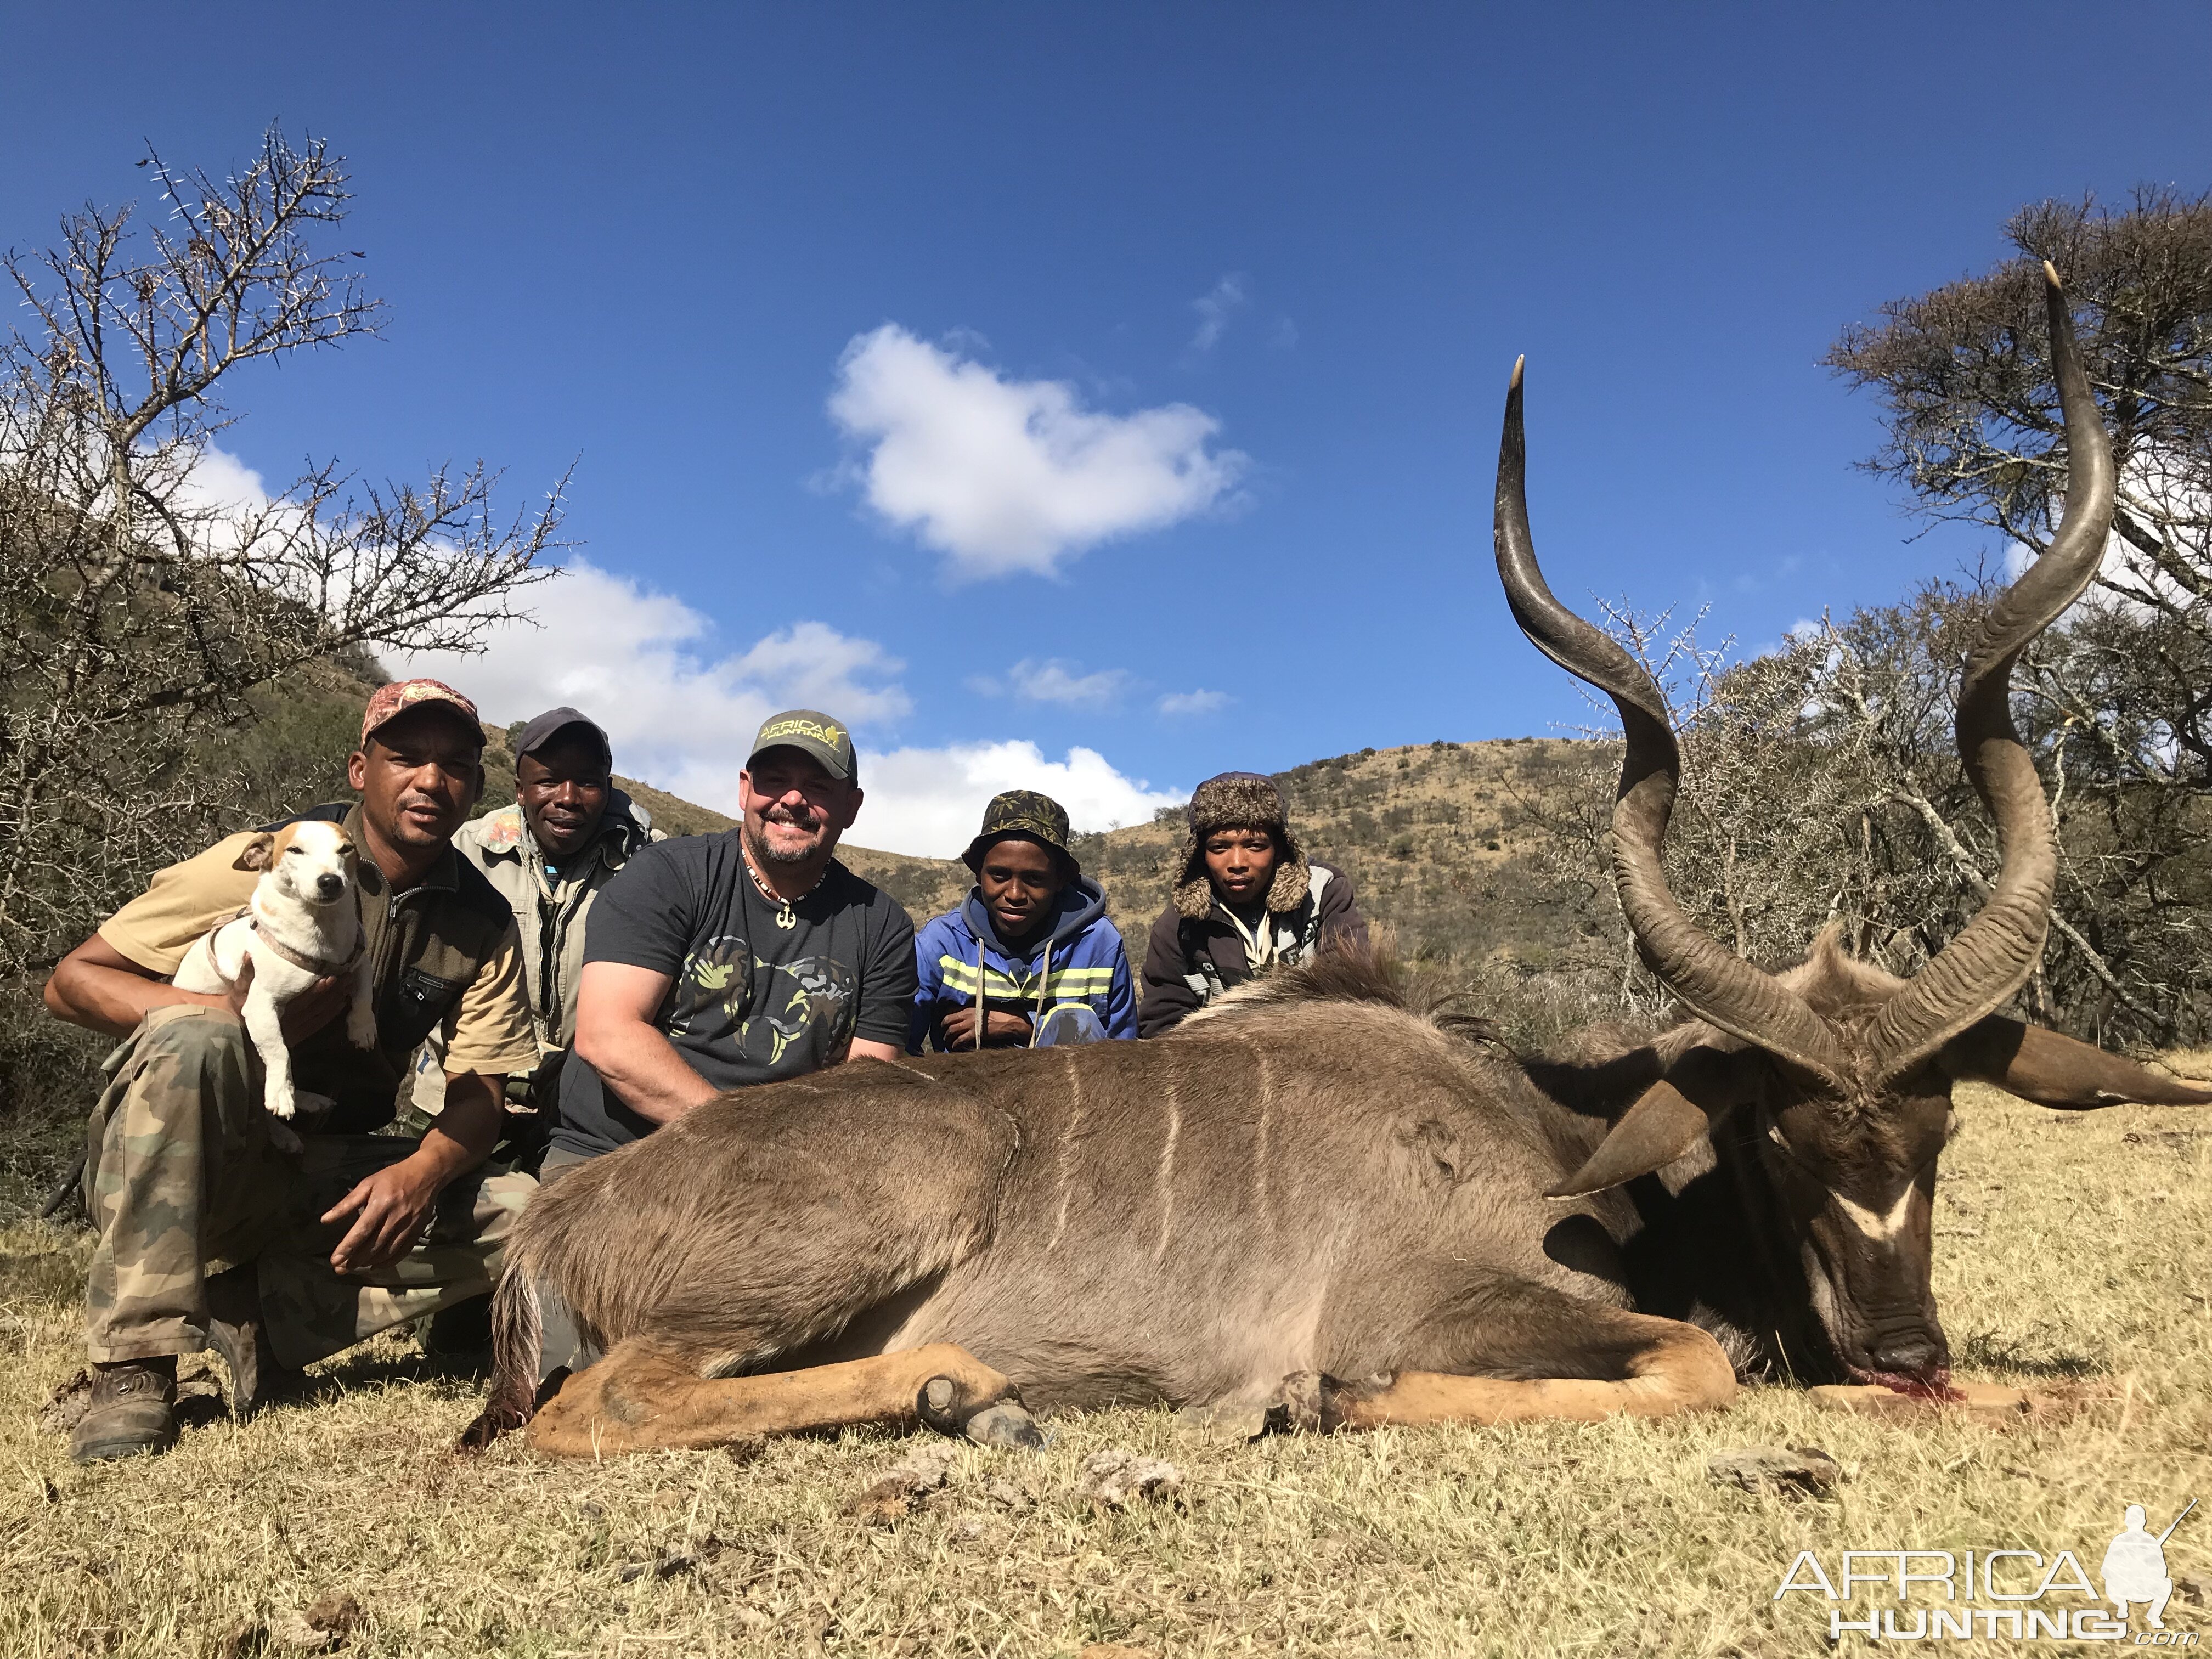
[909,791,1135,1051]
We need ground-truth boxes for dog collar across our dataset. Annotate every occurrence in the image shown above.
[207,902,367,984]
[249,917,366,979]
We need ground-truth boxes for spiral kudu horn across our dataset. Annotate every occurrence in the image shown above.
[1863,264,2114,1084]
[1493,358,1848,1087]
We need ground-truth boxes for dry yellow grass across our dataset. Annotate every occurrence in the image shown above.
[2,1082,2207,1657]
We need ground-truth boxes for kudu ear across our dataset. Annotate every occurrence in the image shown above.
[1940,1017,2212,1110]
[232,832,277,872]
[1548,1045,1759,1198]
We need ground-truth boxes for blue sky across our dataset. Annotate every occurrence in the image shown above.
[6,4,2209,854]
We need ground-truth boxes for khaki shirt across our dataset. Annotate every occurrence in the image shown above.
[407,794,657,1112]
[100,804,539,1124]
[460,793,657,1052]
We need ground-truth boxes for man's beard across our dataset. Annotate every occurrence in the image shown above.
[745,808,834,870]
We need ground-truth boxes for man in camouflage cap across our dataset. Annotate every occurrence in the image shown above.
[42,678,541,1462]
[907,789,1135,1051]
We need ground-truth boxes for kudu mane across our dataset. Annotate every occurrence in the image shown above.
[1172,949,1421,1026]
[1184,929,1908,1100]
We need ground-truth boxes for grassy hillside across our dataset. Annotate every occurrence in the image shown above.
[833,738,1599,987]
[480,720,1604,986]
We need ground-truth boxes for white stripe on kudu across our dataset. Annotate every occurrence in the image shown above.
[1247,1038,1274,1241]
[1048,1053,1083,1254]
[1832,1188,1916,1244]
[1155,1074,1181,1261]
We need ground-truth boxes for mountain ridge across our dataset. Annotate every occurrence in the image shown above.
[476,735,1597,979]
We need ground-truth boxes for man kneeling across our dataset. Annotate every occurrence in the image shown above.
[41,680,541,1463]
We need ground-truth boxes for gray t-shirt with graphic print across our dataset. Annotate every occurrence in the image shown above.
[552,831,917,1158]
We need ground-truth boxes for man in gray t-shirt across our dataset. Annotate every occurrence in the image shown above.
[550,709,917,1169]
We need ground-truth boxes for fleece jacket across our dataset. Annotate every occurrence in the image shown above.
[909,876,1136,1051]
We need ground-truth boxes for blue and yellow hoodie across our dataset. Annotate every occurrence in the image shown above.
[908,877,1136,1051]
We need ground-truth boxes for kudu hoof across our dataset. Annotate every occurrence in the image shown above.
[916,1374,1046,1450]
[962,1401,1048,1450]
[1268,1370,1377,1434]
[454,1398,531,1453]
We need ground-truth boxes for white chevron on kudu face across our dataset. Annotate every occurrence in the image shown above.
[1832,1188,1916,1244]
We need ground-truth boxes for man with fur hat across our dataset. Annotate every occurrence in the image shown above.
[1135,771,1369,1037]
[909,791,1135,1051]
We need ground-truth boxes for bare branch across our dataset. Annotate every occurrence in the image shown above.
[0,129,561,979]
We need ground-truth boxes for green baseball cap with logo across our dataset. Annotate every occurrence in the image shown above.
[747,709,858,783]
[962,789,1077,876]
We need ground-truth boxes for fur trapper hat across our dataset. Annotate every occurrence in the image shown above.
[1172,771,1311,919]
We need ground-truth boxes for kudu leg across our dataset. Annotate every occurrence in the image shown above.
[525,1339,1045,1458]
[1277,1311,1737,1431]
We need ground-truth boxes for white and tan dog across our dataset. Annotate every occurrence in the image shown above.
[172,820,379,1137]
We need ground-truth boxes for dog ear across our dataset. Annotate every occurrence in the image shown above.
[232,832,277,871]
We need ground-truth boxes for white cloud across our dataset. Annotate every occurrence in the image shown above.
[177,444,275,518]
[858,741,1183,858]
[1999,450,2207,622]
[1156,687,1231,717]
[156,442,312,563]
[387,558,1182,859]
[728,622,911,717]
[1000,658,1130,707]
[970,659,1131,706]
[385,559,909,810]
[828,324,1248,579]
[1190,274,1248,351]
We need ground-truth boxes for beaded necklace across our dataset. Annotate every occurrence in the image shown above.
[744,844,826,929]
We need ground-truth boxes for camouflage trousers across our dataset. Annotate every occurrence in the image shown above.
[80,1005,535,1368]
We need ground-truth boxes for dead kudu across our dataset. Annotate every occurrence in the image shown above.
[464,267,2208,1457]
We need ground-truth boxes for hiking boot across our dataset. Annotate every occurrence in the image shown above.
[69,1361,178,1464]
[206,1263,304,1418]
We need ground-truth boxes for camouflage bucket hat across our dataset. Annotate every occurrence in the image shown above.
[962,790,1077,876]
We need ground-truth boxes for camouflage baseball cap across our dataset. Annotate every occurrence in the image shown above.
[962,789,1077,875]
[360,678,485,747]
[747,709,857,782]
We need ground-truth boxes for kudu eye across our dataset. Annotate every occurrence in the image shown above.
[1762,1119,1821,1178]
